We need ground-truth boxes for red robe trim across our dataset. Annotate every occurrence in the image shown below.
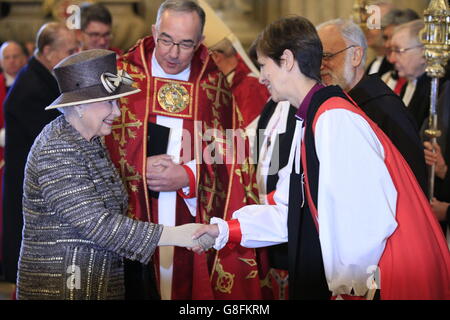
[227,219,242,245]
[177,165,196,199]
[302,96,450,300]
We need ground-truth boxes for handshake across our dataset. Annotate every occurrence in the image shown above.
[157,223,219,253]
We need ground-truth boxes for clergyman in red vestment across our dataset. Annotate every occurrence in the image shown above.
[105,0,267,300]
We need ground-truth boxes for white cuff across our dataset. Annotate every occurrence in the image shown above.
[184,197,197,217]
[0,128,5,147]
[181,160,196,195]
[210,217,229,250]
[181,160,197,217]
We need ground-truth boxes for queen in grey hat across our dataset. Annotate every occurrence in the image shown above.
[46,49,139,110]
[16,49,214,300]
[44,49,141,141]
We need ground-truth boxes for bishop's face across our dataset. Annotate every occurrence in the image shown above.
[257,53,288,103]
[152,10,204,75]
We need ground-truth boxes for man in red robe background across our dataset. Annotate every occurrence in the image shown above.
[208,38,269,129]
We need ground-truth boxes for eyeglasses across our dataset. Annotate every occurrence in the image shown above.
[388,44,423,54]
[322,45,357,60]
[157,38,196,51]
[83,31,112,40]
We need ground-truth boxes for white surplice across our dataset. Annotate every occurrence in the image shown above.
[212,107,398,297]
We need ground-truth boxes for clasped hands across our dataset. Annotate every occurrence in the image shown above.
[157,223,220,252]
[148,155,220,252]
[146,154,189,192]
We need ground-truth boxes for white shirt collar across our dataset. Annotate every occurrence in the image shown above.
[151,51,191,81]
[3,72,15,87]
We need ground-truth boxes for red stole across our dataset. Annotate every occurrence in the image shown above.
[303,96,450,300]
[105,37,267,299]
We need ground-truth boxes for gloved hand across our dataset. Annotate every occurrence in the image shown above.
[157,223,215,250]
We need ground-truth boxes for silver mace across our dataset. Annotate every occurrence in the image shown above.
[420,0,450,200]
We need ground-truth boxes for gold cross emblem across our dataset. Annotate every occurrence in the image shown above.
[117,152,142,193]
[214,259,235,294]
[201,73,231,111]
[199,172,227,221]
[112,102,143,147]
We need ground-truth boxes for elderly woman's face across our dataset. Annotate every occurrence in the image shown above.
[80,100,120,139]
[257,53,286,103]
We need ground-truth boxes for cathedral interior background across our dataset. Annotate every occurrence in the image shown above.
[0,0,431,61]
[0,0,446,301]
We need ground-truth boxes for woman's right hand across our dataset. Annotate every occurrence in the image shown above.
[157,223,215,250]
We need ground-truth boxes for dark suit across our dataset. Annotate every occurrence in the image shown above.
[401,73,434,130]
[434,81,450,229]
[349,74,428,194]
[365,56,394,77]
[2,56,60,283]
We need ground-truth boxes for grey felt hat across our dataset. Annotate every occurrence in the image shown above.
[46,49,140,110]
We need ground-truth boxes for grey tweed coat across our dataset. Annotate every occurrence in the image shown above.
[17,115,163,300]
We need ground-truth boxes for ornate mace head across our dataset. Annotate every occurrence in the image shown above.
[352,0,369,30]
[420,0,450,79]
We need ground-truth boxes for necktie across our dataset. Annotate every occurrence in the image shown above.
[393,77,407,96]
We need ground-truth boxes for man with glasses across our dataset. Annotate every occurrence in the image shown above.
[378,9,419,94]
[390,19,449,129]
[104,0,264,300]
[317,19,427,194]
[78,3,122,55]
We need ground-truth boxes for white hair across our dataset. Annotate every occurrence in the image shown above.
[393,19,424,46]
[57,104,84,117]
[317,18,368,68]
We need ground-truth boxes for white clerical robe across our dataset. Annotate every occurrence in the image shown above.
[212,108,398,297]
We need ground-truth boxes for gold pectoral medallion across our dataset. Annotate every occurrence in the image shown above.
[152,78,194,119]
